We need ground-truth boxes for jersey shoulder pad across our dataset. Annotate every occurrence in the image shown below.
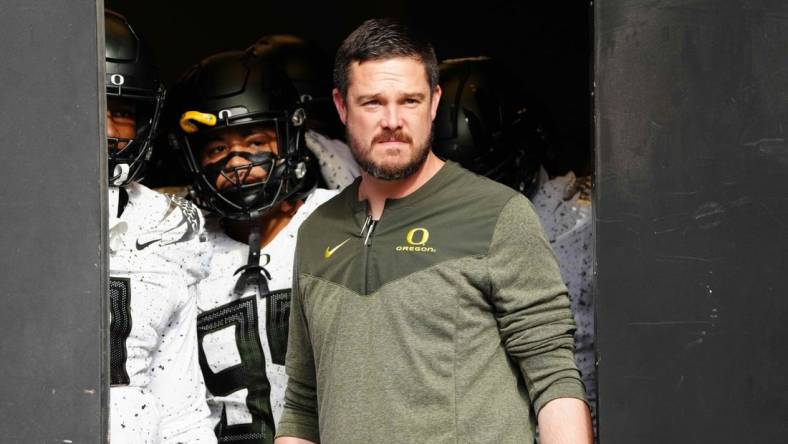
[131,184,205,248]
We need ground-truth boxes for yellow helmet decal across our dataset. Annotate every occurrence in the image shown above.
[179,111,218,134]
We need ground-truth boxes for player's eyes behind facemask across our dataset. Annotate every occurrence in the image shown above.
[197,124,279,162]
[107,98,157,154]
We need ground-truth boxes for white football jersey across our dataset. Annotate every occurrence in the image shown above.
[108,182,216,444]
[196,188,337,444]
[531,171,596,415]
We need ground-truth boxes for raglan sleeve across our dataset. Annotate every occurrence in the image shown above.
[487,194,588,415]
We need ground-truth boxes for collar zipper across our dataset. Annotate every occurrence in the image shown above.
[360,215,377,246]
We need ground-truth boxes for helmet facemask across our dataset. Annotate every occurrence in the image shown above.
[106,90,164,186]
[176,109,308,221]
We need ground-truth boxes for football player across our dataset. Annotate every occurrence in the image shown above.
[168,48,339,444]
[105,10,215,443]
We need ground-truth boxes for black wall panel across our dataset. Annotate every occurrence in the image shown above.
[0,1,107,442]
[596,1,788,442]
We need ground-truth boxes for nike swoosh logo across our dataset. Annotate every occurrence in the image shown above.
[135,238,159,250]
[324,238,351,258]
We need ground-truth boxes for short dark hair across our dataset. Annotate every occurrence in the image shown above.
[333,18,439,99]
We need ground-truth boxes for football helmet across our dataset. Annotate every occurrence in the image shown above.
[247,34,342,138]
[105,10,164,186]
[168,49,317,220]
[433,57,550,197]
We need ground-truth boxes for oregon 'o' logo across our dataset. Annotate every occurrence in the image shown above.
[406,228,429,246]
[218,109,233,120]
[110,74,125,86]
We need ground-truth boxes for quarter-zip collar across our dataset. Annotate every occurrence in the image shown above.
[348,161,460,227]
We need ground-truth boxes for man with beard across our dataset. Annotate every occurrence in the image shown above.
[275,19,592,444]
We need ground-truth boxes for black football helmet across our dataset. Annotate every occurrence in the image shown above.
[433,57,550,197]
[168,50,317,220]
[247,34,343,139]
[105,10,164,186]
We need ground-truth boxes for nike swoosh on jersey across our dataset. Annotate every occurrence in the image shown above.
[135,238,160,250]
[324,238,351,258]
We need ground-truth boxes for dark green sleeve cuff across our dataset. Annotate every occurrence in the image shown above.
[534,379,589,416]
[276,403,320,443]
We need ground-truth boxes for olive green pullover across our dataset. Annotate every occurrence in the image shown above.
[277,161,586,443]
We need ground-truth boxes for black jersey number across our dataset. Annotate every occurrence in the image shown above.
[197,290,291,444]
[266,289,291,365]
[109,277,132,386]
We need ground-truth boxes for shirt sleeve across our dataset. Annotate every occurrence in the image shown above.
[487,194,588,415]
[276,241,321,442]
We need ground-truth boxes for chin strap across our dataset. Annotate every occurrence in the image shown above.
[110,163,131,187]
[232,219,272,299]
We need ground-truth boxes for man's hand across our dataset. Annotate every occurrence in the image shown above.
[274,437,316,444]
[538,397,594,444]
